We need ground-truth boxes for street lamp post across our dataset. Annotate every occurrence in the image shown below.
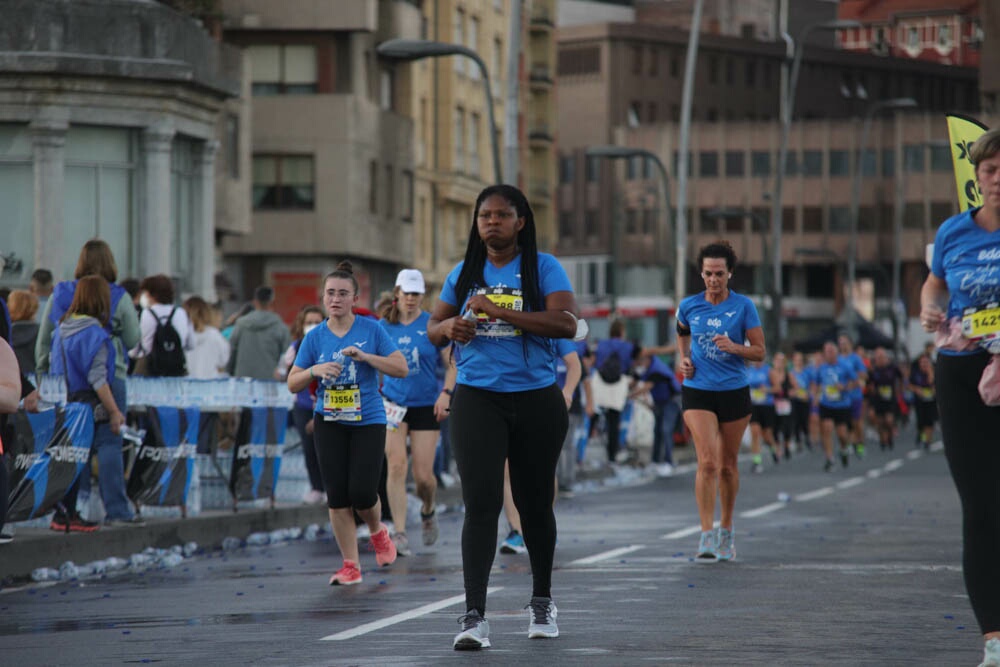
[376,38,502,184]
[772,19,860,348]
[847,97,918,341]
[585,146,674,312]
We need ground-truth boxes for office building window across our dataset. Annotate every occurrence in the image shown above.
[627,155,642,180]
[708,55,718,84]
[643,208,656,235]
[725,151,745,177]
[385,165,394,217]
[699,209,720,233]
[751,151,770,177]
[632,46,642,75]
[584,209,598,237]
[468,112,480,177]
[904,202,924,229]
[453,10,465,75]
[559,211,574,239]
[649,47,658,76]
[784,151,799,176]
[904,144,925,173]
[670,51,679,78]
[829,206,850,233]
[745,60,756,86]
[401,170,413,222]
[468,16,480,80]
[861,148,877,176]
[560,155,576,184]
[725,57,734,85]
[454,107,465,172]
[368,160,377,213]
[930,143,952,172]
[252,155,315,210]
[247,45,318,95]
[802,150,822,177]
[225,114,240,178]
[585,155,600,182]
[882,148,895,177]
[625,208,639,234]
[493,37,503,81]
[930,201,955,224]
[673,150,693,178]
[829,150,850,176]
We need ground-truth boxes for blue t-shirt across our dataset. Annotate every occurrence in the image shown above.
[439,252,573,392]
[594,338,634,376]
[748,364,774,406]
[641,355,680,404]
[839,352,867,402]
[676,290,762,391]
[813,360,854,409]
[294,316,398,425]
[931,208,1000,356]
[791,367,812,402]
[379,311,444,408]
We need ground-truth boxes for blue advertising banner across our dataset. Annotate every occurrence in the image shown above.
[229,407,285,502]
[127,406,199,508]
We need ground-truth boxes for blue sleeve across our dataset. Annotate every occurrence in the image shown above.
[0,298,10,343]
[538,254,573,296]
[555,337,577,357]
[931,217,952,279]
[676,299,689,329]
[439,262,463,307]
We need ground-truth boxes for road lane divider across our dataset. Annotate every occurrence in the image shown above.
[322,587,503,641]
[569,545,645,566]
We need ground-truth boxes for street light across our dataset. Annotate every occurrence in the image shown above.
[706,208,778,346]
[375,38,502,184]
[846,97,918,341]
[772,19,860,348]
[585,146,674,314]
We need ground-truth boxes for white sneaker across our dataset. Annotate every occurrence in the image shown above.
[439,472,456,488]
[979,638,1000,667]
[655,462,675,478]
[526,597,559,638]
[454,611,490,650]
[301,489,325,505]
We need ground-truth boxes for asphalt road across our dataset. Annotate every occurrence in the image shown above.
[1,431,982,667]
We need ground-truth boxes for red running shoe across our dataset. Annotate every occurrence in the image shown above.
[370,524,397,567]
[50,513,100,533]
[329,560,362,586]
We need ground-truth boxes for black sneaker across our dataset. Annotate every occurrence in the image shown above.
[824,459,835,473]
[840,447,850,468]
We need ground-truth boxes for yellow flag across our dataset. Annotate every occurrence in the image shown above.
[946,114,989,211]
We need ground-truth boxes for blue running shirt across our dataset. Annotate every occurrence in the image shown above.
[380,311,444,408]
[676,291,762,391]
[747,364,774,406]
[294,316,398,425]
[440,253,573,392]
[814,361,854,409]
[840,352,867,402]
[931,208,1000,356]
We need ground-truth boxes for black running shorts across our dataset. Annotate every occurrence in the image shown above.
[682,385,751,423]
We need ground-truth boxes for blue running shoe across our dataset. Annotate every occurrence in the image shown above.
[716,527,736,562]
[500,529,527,554]
[695,530,718,563]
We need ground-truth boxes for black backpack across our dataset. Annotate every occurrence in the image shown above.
[147,307,187,377]
[597,353,623,383]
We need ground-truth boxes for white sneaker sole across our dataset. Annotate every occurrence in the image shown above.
[453,636,491,650]
[528,628,559,639]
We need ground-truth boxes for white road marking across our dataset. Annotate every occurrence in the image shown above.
[866,468,882,478]
[906,450,923,461]
[884,459,905,472]
[322,587,502,641]
[836,476,865,490]
[929,441,944,452]
[569,545,645,566]
[661,521,719,540]
[794,487,834,502]
[740,502,787,518]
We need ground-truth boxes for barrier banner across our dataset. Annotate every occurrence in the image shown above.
[7,409,63,492]
[127,406,198,507]
[6,404,93,522]
[946,114,989,212]
[229,407,285,501]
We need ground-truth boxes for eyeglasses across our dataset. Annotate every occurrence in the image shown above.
[326,290,354,300]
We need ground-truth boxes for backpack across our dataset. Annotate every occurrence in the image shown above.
[598,353,623,383]
[146,307,187,377]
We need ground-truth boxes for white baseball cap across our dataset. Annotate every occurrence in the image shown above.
[395,269,426,294]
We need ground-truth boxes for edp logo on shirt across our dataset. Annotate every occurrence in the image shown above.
[707,317,722,328]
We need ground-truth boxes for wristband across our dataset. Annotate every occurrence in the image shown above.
[442,388,453,397]
[309,367,316,379]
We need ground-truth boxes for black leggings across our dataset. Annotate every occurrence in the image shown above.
[790,399,810,444]
[450,383,567,615]
[604,408,622,461]
[312,419,386,510]
[936,353,1000,634]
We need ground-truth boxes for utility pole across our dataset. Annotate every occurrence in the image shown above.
[503,0,521,186]
[674,0,704,306]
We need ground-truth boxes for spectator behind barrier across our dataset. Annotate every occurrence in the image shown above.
[226,285,291,380]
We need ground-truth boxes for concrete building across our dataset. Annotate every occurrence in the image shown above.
[219,0,421,320]
[395,0,559,290]
[0,0,246,302]
[554,12,980,349]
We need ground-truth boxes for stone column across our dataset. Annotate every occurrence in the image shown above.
[30,110,69,276]
[141,123,175,277]
[195,140,219,302]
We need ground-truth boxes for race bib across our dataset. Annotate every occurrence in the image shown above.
[750,387,768,405]
[382,398,408,432]
[918,386,934,401]
[962,302,1000,353]
[473,287,524,337]
[775,398,792,416]
[877,385,893,401]
[793,387,809,401]
[323,384,361,422]
[823,385,841,402]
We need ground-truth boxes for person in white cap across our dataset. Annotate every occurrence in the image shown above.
[378,268,456,556]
